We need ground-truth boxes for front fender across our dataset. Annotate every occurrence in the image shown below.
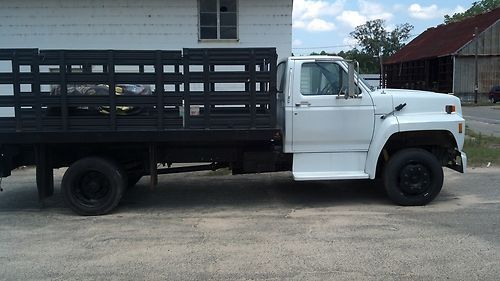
[397,113,465,151]
[365,112,465,179]
[365,115,399,179]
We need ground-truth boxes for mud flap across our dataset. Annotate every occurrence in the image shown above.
[149,143,158,189]
[35,144,54,201]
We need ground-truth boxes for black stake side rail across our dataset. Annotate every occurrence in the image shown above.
[0,48,278,142]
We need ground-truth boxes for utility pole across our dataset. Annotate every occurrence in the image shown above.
[379,50,384,88]
[474,26,479,104]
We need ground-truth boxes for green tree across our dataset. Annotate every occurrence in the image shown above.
[309,49,380,73]
[444,0,500,24]
[338,49,379,73]
[309,20,412,74]
[350,19,413,58]
[310,51,328,56]
[349,19,413,74]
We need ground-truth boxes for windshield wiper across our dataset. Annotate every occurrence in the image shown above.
[381,103,407,119]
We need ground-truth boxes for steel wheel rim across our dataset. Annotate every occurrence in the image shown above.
[398,162,432,196]
[73,170,112,207]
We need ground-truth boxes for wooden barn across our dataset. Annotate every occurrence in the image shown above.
[383,8,500,100]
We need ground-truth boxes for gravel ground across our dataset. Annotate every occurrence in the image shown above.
[0,167,499,281]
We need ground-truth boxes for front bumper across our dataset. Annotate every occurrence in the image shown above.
[459,151,467,173]
[446,150,467,174]
[447,150,467,173]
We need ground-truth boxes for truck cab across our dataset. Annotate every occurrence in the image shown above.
[278,56,466,205]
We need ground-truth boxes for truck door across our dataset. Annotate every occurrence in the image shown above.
[290,59,375,180]
[291,59,375,153]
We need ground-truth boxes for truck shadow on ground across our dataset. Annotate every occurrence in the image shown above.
[0,171,458,214]
[119,172,391,211]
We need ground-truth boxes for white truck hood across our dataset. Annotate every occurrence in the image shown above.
[371,88,463,116]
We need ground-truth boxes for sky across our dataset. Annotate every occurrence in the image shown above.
[292,0,476,55]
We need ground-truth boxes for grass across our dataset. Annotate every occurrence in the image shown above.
[463,128,500,167]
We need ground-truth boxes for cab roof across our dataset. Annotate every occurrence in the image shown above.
[290,55,344,61]
[279,55,345,64]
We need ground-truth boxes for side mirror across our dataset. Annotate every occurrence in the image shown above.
[347,62,355,98]
[346,60,361,98]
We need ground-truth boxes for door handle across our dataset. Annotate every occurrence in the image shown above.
[295,101,311,107]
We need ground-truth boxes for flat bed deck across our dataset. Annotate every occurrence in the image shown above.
[0,48,278,144]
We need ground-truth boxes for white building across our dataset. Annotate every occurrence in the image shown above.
[0,0,293,60]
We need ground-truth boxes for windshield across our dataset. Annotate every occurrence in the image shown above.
[358,75,375,92]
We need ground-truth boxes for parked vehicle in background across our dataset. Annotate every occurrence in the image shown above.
[0,48,467,215]
[489,86,500,103]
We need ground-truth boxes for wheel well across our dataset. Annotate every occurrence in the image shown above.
[375,130,458,178]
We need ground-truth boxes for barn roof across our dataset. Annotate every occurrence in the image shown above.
[385,7,500,64]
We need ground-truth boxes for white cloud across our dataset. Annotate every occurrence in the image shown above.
[307,19,336,32]
[359,0,383,15]
[292,0,400,34]
[360,0,393,21]
[408,4,440,19]
[335,1,393,29]
[293,0,345,20]
[408,3,466,20]
[293,0,343,32]
[336,11,367,28]
[368,12,393,21]
[293,20,306,29]
[452,5,466,14]
[292,39,303,46]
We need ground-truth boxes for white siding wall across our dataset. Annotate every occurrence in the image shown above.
[0,0,292,60]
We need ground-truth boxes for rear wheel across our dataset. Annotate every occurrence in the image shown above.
[62,157,126,215]
[383,148,443,206]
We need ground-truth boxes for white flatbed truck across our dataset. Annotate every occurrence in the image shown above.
[0,48,466,215]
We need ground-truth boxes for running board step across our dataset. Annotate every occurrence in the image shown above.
[292,152,369,181]
[293,171,369,181]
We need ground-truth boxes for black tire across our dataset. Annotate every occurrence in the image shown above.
[383,148,443,206]
[62,157,126,215]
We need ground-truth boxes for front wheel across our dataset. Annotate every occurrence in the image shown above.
[383,148,443,206]
[62,157,126,215]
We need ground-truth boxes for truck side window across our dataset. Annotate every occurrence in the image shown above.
[277,62,286,93]
[300,62,346,96]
